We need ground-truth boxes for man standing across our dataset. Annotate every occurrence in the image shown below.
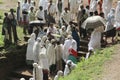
[22,0,30,35]
[39,0,49,21]
[8,9,19,44]
[47,0,56,25]
[35,6,45,22]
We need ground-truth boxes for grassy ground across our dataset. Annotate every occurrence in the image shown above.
[59,46,114,80]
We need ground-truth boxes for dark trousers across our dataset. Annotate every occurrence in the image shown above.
[12,25,18,43]
[43,69,49,80]
[7,25,12,43]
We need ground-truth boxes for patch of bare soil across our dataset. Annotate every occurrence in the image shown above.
[0,0,17,12]
[100,44,120,80]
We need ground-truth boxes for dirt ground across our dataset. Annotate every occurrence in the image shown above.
[100,44,120,80]
[0,0,120,80]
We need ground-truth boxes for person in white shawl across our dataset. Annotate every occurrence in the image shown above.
[63,35,76,62]
[89,0,99,12]
[33,63,43,80]
[61,7,71,26]
[33,37,41,63]
[47,39,56,66]
[105,8,116,43]
[54,70,63,80]
[105,8,115,32]
[88,26,104,51]
[47,39,56,75]
[114,1,120,40]
[26,33,36,65]
[64,60,77,76]
[38,46,49,80]
[55,41,64,71]
[102,0,113,20]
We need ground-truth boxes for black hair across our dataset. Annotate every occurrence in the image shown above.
[94,11,98,15]
[89,12,93,16]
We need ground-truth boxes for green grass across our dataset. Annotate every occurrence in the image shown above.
[0,25,4,46]
[59,47,114,80]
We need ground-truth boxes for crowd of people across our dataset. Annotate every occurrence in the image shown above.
[2,0,120,80]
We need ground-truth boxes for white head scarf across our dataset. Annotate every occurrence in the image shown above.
[30,33,36,40]
[105,8,115,31]
[70,40,77,51]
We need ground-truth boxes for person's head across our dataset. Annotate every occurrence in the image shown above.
[72,26,76,31]
[4,12,8,17]
[82,9,86,14]
[10,8,14,13]
[18,1,20,6]
[64,7,68,12]
[94,11,98,15]
[99,12,104,18]
[67,35,73,39]
[57,70,63,76]
[51,39,56,44]
[39,6,43,10]
[109,8,115,14]
[50,0,52,4]
[89,12,93,16]
[30,7,34,11]
[86,5,89,10]
[66,60,72,67]
[20,78,25,80]
[30,33,36,40]
[80,4,84,10]
[24,0,27,3]
[42,36,48,42]
[58,0,62,2]
[61,25,66,31]
[56,41,60,45]
[28,0,31,4]
[69,21,73,25]
[33,63,38,68]
[36,37,41,42]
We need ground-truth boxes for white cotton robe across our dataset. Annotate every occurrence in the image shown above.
[61,10,71,25]
[26,33,36,61]
[88,27,104,51]
[102,0,113,19]
[63,38,76,62]
[105,8,115,32]
[64,60,77,76]
[33,65,43,80]
[115,1,120,28]
[54,70,63,80]
[33,40,41,63]
[47,43,56,66]
[38,47,49,70]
